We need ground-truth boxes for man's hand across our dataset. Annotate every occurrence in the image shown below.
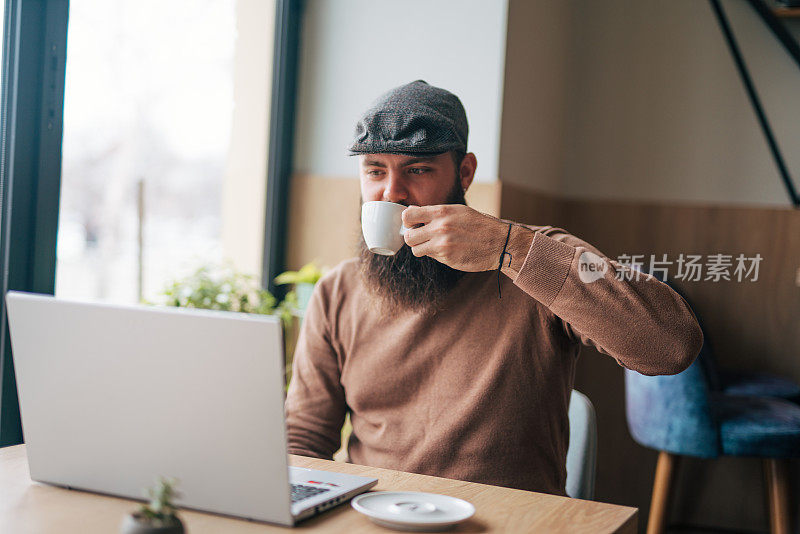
[402,204,533,273]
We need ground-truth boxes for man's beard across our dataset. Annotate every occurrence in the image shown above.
[358,179,467,315]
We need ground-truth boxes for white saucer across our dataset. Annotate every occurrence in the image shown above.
[351,491,475,532]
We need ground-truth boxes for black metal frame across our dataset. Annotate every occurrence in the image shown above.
[710,0,800,207]
[262,0,303,295]
[747,0,800,71]
[0,0,69,447]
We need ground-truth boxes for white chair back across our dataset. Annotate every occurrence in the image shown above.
[566,389,597,500]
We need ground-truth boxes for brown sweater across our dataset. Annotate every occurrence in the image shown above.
[285,225,703,495]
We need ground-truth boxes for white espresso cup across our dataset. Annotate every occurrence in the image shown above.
[361,201,408,256]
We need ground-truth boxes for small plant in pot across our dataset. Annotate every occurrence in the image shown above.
[120,477,185,534]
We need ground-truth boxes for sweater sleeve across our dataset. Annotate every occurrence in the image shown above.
[284,277,347,459]
[512,226,703,376]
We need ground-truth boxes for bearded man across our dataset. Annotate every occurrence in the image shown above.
[285,80,703,496]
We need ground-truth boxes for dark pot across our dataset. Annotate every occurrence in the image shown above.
[119,513,185,534]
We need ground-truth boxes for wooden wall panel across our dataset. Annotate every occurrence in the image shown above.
[285,174,362,271]
[499,184,566,228]
[558,198,800,381]
[500,183,800,533]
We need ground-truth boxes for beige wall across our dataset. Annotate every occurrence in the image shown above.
[501,0,800,207]
[499,0,572,191]
[221,0,275,277]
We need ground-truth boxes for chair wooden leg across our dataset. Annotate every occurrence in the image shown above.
[647,451,678,534]
[763,459,791,534]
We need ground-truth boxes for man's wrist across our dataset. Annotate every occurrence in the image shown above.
[500,224,534,278]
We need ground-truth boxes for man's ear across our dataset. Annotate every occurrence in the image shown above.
[460,153,477,193]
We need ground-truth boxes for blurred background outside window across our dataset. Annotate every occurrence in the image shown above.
[56,0,273,304]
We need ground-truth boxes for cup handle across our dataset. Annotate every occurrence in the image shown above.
[400,224,408,235]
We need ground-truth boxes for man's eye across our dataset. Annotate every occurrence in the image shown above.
[366,169,383,176]
[408,167,429,175]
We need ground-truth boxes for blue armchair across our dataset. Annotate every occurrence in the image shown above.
[625,356,800,534]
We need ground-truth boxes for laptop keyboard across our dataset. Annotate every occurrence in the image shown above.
[291,483,331,503]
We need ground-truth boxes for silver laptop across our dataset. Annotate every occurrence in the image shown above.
[5,291,377,526]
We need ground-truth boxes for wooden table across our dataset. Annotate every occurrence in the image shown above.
[0,444,637,533]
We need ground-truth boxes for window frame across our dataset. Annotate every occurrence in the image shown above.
[262,0,303,295]
[0,0,69,447]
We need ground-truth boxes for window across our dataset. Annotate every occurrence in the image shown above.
[57,0,274,304]
[1,0,282,448]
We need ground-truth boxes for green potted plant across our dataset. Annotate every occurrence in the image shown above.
[120,477,184,534]
[274,261,326,313]
[161,266,278,316]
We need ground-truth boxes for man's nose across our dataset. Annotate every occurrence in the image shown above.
[382,172,408,204]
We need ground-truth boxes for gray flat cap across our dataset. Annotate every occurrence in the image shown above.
[348,80,468,156]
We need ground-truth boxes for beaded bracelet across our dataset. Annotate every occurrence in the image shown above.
[497,223,513,298]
